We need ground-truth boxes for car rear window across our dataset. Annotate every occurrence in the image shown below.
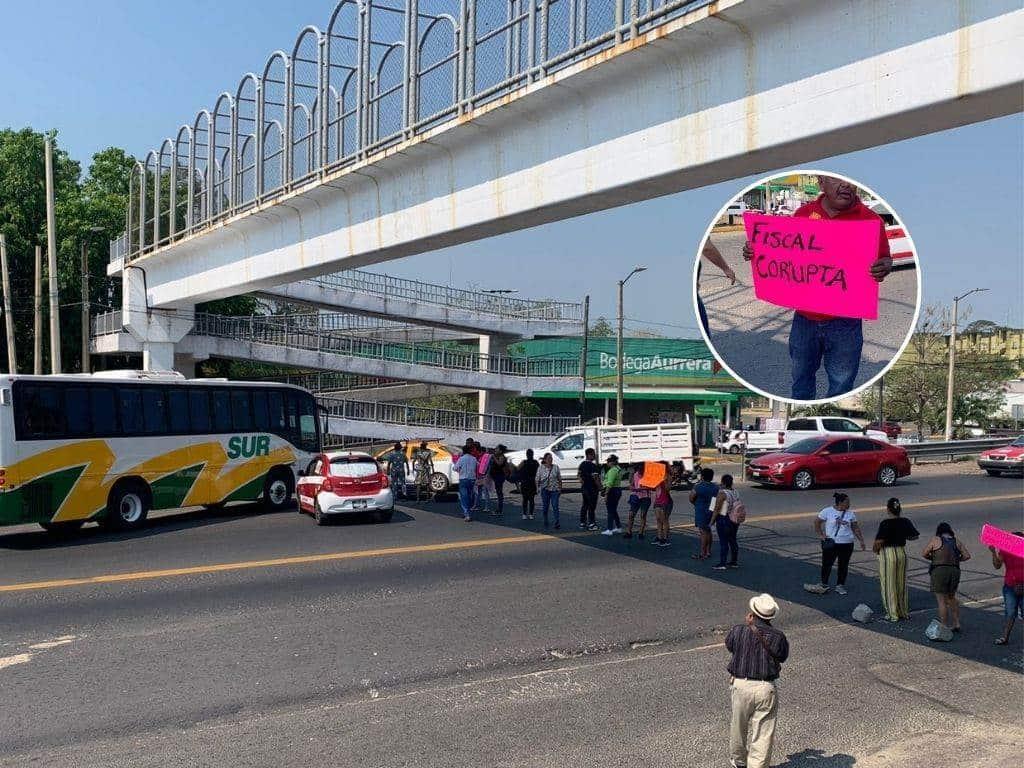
[786,437,829,455]
[329,458,380,478]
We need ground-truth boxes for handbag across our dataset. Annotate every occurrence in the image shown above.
[821,509,846,552]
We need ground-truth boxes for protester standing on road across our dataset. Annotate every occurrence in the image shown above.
[923,522,970,633]
[600,454,624,535]
[488,445,510,517]
[725,593,789,768]
[475,447,494,514]
[806,492,865,595]
[623,463,652,540]
[517,450,539,521]
[710,473,742,570]
[453,449,478,522]
[697,238,737,337]
[411,441,434,502]
[990,532,1024,645]
[872,498,919,622]
[385,443,409,500]
[741,175,893,400]
[578,448,601,531]
[652,463,674,548]
[537,453,562,530]
[689,468,719,559]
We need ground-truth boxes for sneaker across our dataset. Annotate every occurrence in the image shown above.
[528,514,535,520]
[651,538,662,545]
[836,585,848,596]
[522,514,528,521]
[730,760,747,768]
[601,529,614,536]
[612,528,622,534]
[727,563,739,569]
[463,516,472,522]
[803,583,830,594]
[579,523,588,529]
[712,564,728,570]
[662,540,671,547]
[588,523,599,531]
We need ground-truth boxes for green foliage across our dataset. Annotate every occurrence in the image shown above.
[589,317,614,337]
[791,403,842,417]
[504,396,541,417]
[409,393,476,412]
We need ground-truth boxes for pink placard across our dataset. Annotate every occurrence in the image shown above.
[743,212,881,320]
[980,524,1024,558]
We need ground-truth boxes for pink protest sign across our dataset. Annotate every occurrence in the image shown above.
[743,212,881,320]
[980,524,1024,558]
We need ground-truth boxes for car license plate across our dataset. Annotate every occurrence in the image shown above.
[352,499,368,510]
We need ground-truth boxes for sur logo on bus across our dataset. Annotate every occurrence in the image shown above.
[226,434,272,460]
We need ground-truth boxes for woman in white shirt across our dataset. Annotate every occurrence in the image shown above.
[806,492,865,595]
[536,453,563,530]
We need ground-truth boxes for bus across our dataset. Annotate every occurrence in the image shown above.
[0,371,321,533]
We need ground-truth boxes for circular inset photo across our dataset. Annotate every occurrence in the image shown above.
[693,171,920,404]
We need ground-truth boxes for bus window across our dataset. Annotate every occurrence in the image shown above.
[284,393,299,444]
[189,389,211,433]
[267,391,285,432]
[211,389,232,433]
[66,387,92,437]
[168,388,190,433]
[297,393,319,452]
[90,387,117,435]
[230,390,253,431]
[120,388,144,435]
[18,384,66,439]
[142,388,169,434]
[252,389,269,430]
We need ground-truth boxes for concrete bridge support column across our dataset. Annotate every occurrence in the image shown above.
[478,334,516,431]
[122,266,194,372]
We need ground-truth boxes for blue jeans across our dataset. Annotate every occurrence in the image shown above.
[716,517,739,566]
[1004,584,1024,619]
[789,313,863,400]
[541,488,560,527]
[605,487,622,530]
[458,479,475,519]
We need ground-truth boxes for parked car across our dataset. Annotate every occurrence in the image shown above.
[746,435,911,490]
[867,420,903,440]
[717,428,786,454]
[296,451,394,524]
[977,436,1024,477]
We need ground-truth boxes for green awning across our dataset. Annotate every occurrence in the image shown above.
[531,389,743,402]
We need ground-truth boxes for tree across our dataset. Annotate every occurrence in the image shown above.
[859,305,1016,437]
[505,396,540,417]
[589,317,614,337]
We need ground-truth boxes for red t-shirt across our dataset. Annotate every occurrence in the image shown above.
[791,195,890,321]
[1002,551,1024,587]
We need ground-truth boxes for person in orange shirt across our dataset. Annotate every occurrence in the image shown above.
[743,176,893,400]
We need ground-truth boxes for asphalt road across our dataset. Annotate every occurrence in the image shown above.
[698,231,918,400]
[1,469,1021,767]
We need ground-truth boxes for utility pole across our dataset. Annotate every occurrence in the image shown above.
[81,242,90,373]
[944,288,988,441]
[34,245,42,374]
[616,266,646,425]
[44,135,61,374]
[579,295,589,415]
[0,234,16,373]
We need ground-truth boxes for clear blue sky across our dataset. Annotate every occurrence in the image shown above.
[2,1,1022,336]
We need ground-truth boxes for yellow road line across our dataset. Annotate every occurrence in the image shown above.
[1,493,1019,594]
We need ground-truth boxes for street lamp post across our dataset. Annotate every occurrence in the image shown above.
[944,287,988,441]
[616,265,646,425]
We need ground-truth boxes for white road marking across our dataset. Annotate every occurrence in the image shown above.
[0,653,33,671]
[28,635,78,650]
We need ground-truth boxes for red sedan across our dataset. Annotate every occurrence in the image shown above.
[747,436,911,490]
[977,436,1024,477]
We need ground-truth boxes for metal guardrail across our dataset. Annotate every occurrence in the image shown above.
[112,0,716,262]
[319,395,581,436]
[92,310,123,336]
[903,437,1016,462]
[309,270,583,322]
[258,371,408,394]
[193,313,581,379]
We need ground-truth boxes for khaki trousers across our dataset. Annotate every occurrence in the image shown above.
[730,678,778,768]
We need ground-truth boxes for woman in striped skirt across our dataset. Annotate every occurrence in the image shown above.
[872,498,920,622]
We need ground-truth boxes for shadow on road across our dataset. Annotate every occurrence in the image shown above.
[404,484,1022,673]
[776,749,856,767]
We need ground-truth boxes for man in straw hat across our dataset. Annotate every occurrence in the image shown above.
[724,593,789,768]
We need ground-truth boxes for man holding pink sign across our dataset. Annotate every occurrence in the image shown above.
[742,176,893,400]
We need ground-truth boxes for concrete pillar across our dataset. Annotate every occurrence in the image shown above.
[174,354,197,379]
[478,334,516,431]
[122,267,194,373]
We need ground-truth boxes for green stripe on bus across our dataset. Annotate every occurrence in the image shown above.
[224,473,267,503]
[0,466,87,525]
[150,464,204,511]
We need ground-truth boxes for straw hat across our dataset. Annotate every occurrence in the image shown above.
[749,593,779,621]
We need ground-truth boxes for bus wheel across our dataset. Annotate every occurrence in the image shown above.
[40,520,85,535]
[263,469,294,511]
[103,482,150,530]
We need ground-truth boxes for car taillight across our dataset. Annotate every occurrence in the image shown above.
[379,473,389,488]
[320,477,335,493]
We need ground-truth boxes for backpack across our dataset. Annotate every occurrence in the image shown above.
[725,489,747,524]
[477,453,491,477]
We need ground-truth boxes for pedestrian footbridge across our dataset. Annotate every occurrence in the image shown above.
[92,311,581,394]
[259,270,583,338]
[319,395,580,449]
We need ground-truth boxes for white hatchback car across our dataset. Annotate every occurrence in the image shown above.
[296,451,395,525]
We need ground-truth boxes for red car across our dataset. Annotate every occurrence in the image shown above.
[867,421,902,440]
[747,436,911,490]
[977,436,1024,477]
